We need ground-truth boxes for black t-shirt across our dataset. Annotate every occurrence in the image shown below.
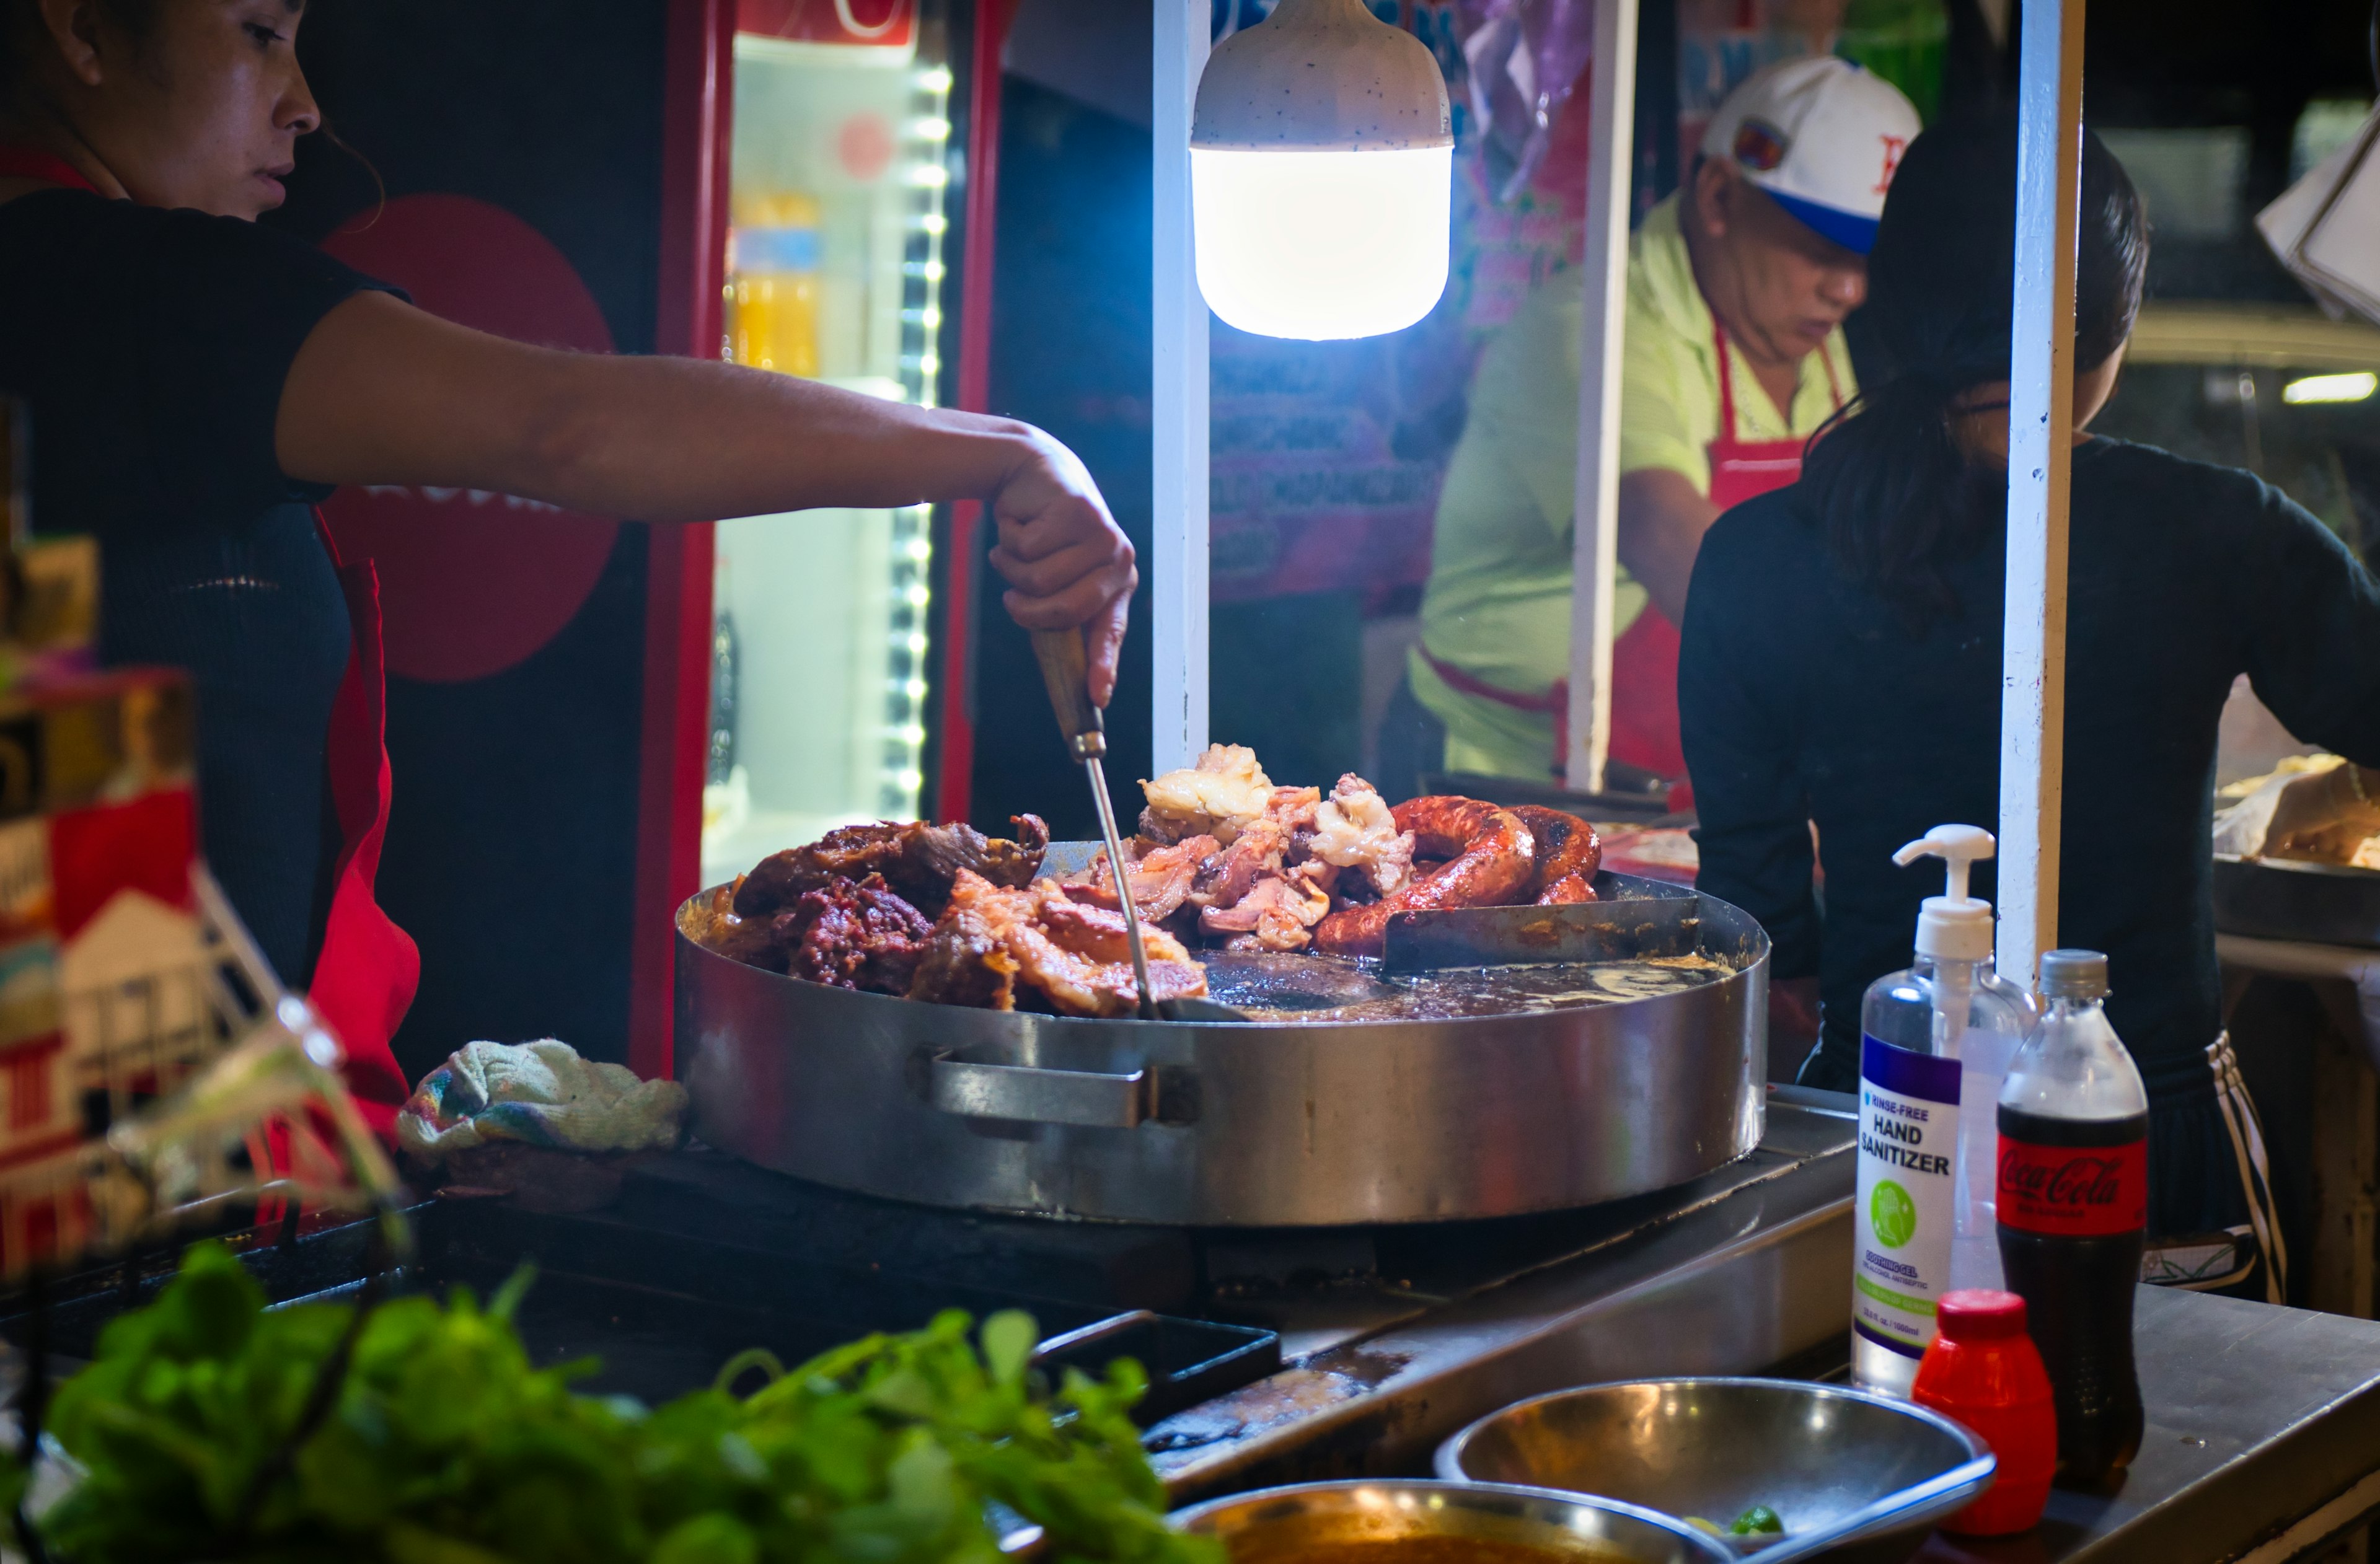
[1682,437,2380,1102]
[0,188,396,988]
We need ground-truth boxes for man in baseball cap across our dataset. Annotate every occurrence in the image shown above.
[1386,56,1921,798]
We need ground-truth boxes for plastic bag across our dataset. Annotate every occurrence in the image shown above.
[1453,0,1597,202]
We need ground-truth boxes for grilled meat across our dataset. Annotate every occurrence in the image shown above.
[1141,743,1276,845]
[1198,871,1333,951]
[698,871,935,990]
[733,815,1049,920]
[1313,796,1536,956]
[1512,806,1602,904]
[1062,833,1219,923]
[923,871,1208,1017]
[778,873,935,994]
[1536,872,1597,905]
[1192,815,1287,908]
[906,905,1021,1010]
[1310,774,1414,897]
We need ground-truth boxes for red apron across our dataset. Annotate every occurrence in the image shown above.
[306,516,418,1139]
[0,145,415,1136]
[1605,321,1842,779]
[1424,317,1840,790]
[0,146,93,188]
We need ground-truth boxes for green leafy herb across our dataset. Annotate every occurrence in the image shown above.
[24,1241,1222,1564]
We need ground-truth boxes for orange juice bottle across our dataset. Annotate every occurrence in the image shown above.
[727,192,821,377]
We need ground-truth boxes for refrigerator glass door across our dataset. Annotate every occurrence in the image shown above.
[705,11,950,886]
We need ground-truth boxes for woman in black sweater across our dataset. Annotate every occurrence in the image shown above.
[1680,115,2380,1298]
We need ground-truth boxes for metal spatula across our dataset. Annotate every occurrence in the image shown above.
[1028,628,1246,1024]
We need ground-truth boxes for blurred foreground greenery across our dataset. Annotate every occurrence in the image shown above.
[11,1241,1218,1564]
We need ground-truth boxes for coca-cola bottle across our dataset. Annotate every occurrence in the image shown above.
[1996,950,2148,1484]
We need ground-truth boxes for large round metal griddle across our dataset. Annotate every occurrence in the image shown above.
[2212,853,2380,949]
[674,864,1768,1227]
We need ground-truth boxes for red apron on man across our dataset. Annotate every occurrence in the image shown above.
[1605,320,1841,781]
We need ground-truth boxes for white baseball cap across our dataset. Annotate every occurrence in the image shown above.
[1698,56,1922,255]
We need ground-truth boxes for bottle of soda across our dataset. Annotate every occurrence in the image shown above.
[1996,950,2148,1484]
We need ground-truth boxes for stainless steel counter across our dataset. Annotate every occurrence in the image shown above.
[1916,1286,2380,1563]
[1149,1089,1863,1498]
[1153,1086,2380,1563]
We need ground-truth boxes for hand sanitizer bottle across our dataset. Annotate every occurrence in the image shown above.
[1851,825,2038,1397]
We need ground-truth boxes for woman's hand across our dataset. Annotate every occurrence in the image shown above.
[986,434,1138,707]
[2265,763,2380,864]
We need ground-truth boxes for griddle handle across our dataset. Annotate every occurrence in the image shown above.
[1029,627,1104,760]
[929,1051,1150,1128]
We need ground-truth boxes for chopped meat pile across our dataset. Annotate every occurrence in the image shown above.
[697,753,1604,1008]
[702,815,1044,995]
[1078,759,1417,953]
[1310,773,1416,897]
[733,815,1049,921]
[907,871,1209,1017]
[1140,743,1276,845]
[700,818,1209,1017]
[1060,832,1219,922]
[782,874,933,992]
[695,871,932,995]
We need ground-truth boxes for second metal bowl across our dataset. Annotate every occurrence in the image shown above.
[1434,1379,1994,1564]
[1170,1478,1732,1564]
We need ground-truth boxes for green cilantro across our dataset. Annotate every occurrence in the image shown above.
[14,1241,1222,1564]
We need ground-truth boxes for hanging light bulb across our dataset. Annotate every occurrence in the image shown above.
[1191,0,1452,341]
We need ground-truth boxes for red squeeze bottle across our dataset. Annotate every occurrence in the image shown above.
[1912,1288,2057,1536]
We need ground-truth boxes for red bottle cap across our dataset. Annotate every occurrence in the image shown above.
[1936,1289,2029,1340]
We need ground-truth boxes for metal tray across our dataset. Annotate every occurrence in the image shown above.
[0,1197,1280,1422]
[2211,853,2380,950]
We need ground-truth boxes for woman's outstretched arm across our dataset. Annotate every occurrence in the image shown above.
[276,290,1137,701]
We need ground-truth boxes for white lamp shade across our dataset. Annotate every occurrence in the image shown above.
[1192,144,1452,340]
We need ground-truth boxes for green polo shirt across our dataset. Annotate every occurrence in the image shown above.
[1408,193,1856,780]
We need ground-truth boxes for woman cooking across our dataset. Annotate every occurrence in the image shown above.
[1680,114,2380,1301]
[0,0,1138,1131]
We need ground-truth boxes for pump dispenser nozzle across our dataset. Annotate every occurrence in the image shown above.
[1895,824,1997,962]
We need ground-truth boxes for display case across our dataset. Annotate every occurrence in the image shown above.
[702,0,958,885]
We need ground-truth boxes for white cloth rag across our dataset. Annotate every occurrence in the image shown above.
[398,1039,689,1162]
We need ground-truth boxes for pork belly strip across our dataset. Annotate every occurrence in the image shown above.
[912,871,1207,1017]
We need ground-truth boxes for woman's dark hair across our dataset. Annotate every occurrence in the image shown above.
[1797,112,2148,630]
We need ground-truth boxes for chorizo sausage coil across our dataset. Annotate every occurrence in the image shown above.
[1512,806,1602,905]
[1312,797,1536,956]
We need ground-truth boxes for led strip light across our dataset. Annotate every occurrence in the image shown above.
[878,62,954,817]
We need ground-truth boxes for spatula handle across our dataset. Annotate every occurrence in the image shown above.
[1029,627,1106,760]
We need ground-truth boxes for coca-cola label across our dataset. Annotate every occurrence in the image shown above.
[1998,1135,2148,1236]
[1852,1035,1960,1362]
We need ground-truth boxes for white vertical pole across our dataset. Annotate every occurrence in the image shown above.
[1998,0,2085,993]
[1563,0,1641,794]
[1152,0,1211,774]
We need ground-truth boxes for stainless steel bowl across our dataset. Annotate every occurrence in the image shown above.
[1171,1479,1733,1564]
[1434,1380,1994,1564]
